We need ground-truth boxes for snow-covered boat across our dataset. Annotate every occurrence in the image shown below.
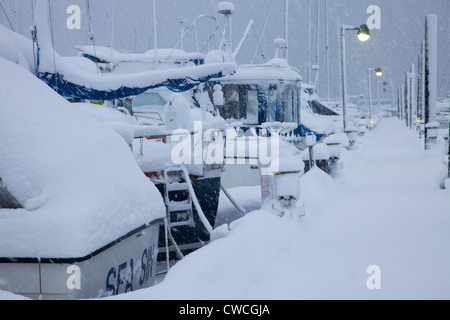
[206,38,337,188]
[301,83,340,119]
[0,57,166,300]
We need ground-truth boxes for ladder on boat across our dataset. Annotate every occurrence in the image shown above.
[162,166,213,234]
[159,166,214,269]
[163,168,195,228]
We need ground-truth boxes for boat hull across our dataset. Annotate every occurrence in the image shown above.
[0,220,162,300]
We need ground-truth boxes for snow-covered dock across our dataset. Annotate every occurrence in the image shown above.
[101,118,450,300]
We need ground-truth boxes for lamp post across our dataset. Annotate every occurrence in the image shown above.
[367,67,383,120]
[341,24,370,133]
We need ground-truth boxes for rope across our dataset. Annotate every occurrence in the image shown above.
[221,184,246,216]
[31,25,39,75]
[31,0,39,75]
[47,0,58,91]
[163,217,170,272]
[86,0,100,74]
[207,0,225,43]
[166,224,185,260]
[180,166,214,234]
[251,0,275,64]
[0,2,15,31]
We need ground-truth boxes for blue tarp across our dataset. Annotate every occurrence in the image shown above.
[37,70,225,101]
[300,124,326,141]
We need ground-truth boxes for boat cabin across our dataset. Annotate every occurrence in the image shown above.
[207,58,303,137]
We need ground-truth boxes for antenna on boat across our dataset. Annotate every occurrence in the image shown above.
[274,37,288,59]
[217,2,234,52]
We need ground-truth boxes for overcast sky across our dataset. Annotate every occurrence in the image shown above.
[1,0,449,99]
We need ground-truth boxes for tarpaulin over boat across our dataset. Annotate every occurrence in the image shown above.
[0,1,236,101]
[36,62,234,101]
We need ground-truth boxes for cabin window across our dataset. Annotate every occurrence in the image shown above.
[219,85,242,121]
[217,85,259,124]
[246,89,259,124]
[133,92,166,108]
[283,86,293,122]
[268,87,277,122]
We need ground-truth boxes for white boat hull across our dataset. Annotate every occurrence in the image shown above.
[0,220,162,300]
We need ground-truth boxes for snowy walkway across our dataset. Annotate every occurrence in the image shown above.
[112,117,450,300]
[300,117,450,299]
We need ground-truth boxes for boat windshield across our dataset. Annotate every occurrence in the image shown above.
[210,83,300,126]
[133,92,167,108]
[216,85,259,125]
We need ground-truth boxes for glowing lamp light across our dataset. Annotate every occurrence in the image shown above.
[375,68,383,77]
[357,24,371,42]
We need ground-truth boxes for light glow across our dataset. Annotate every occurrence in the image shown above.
[357,24,371,42]
[375,68,383,77]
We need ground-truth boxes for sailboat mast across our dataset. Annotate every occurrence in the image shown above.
[325,0,330,100]
[153,0,158,69]
[110,0,115,61]
[314,0,320,94]
[285,0,289,61]
[308,0,312,83]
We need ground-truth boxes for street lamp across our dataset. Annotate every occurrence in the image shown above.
[341,24,370,133]
[375,67,383,77]
[367,67,383,120]
[356,24,371,42]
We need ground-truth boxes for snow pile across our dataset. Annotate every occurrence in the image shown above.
[0,24,34,72]
[301,143,331,161]
[0,57,165,259]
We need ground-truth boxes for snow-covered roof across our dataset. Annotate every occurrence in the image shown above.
[76,45,206,65]
[0,57,166,259]
[220,58,303,83]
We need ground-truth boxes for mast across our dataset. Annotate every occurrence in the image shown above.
[336,17,342,102]
[308,0,312,83]
[153,0,158,69]
[285,0,289,61]
[315,0,320,94]
[109,0,115,62]
[325,0,330,100]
